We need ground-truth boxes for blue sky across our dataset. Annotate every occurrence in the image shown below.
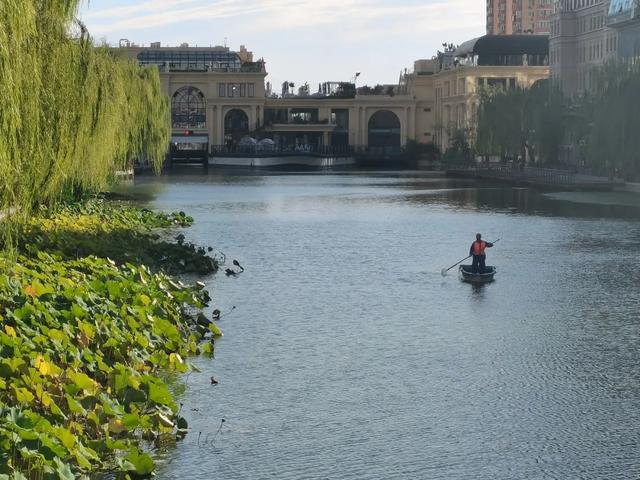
[79,0,484,89]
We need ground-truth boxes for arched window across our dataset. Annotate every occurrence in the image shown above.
[368,110,401,151]
[172,87,206,128]
[224,109,250,144]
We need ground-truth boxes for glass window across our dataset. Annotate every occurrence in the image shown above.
[172,86,206,128]
[227,84,242,97]
[137,50,242,72]
[248,84,255,97]
[218,83,226,97]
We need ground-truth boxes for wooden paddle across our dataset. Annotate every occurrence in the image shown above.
[441,256,472,277]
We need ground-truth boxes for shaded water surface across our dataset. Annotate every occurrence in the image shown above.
[125,171,640,479]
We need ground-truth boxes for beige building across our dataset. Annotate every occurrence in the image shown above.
[119,36,548,163]
[550,0,640,96]
[487,0,552,35]
[549,0,617,95]
[427,36,550,151]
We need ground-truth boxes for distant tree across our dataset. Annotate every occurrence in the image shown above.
[444,128,474,164]
[586,60,640,179]
[476,81,566,165]
[331,82,356,98]
[528,80,566,165]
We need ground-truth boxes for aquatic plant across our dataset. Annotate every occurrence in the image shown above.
[13,199,219,275]
[0,200,222,478]
[0,252,220,478]
[0,0,170,242]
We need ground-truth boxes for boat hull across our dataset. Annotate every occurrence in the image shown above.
[459,265,496,283]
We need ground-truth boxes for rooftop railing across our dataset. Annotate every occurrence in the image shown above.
[141,63,265,73]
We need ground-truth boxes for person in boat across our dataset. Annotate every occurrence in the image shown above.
[469,234,494,274]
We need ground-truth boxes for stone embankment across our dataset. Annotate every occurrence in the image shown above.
[447,165,623,191]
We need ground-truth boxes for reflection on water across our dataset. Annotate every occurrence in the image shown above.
[123,171,640,479]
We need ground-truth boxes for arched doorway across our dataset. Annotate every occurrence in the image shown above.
[224,109,249,146]
[368,110,401,152]
[171,86,206,128]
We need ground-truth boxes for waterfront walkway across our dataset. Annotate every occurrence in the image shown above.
[447,164,623,190]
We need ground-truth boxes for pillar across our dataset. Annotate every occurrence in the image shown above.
[207,105,215,154]
[349,107,358,147]
[403,107,410,146]
[322,131,329,148]
[360,107,366,147]
[215,106,224,145]
[251,105,258,131]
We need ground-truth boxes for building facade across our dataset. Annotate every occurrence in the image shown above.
[119,37,549,161]
[549,0,640,97]
[487,0,553,35]
[549,0,616,96]
[607,0,640,58]
[427,36,550,151]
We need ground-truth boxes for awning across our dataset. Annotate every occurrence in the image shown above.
[454,35,549,58]
[171,135,208,144]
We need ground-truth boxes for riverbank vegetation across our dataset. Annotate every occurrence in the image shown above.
[0,1,220,478]
[0,200,221,479]
[0,0,170,242]
[474,61,640,180]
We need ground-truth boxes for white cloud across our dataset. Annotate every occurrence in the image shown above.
[79,0,484,85]
[82,0,483,37]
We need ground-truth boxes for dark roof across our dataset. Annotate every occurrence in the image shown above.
[454,35,549,58]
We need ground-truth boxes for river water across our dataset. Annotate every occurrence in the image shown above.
[126,171,640,479]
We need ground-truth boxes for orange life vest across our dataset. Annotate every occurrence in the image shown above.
[472,241,487,256]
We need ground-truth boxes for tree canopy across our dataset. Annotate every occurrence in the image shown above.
[475,62,640,180]
[0,0,170,235]
[475,80,565,165]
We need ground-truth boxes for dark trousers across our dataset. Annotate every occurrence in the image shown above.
[472,255,486,274]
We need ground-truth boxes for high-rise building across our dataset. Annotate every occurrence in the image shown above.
[520,0,554,34]
[487,0,514,34]
[487,0,552,35]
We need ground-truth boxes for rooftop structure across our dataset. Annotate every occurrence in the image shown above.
[454,35,549,66]
[118,41,265,73]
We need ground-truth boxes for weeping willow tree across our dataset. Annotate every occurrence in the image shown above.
[475,80,566,165]
[476,86,528,161]
[585,60,640,179]
[0,0,170,241]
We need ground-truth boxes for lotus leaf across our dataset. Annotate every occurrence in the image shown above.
[124,449,155,476]
[0,200,222,478]
[68,372,99,396]
[54,457,76,480]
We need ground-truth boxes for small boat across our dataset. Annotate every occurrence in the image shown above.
[459,265,496,283]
